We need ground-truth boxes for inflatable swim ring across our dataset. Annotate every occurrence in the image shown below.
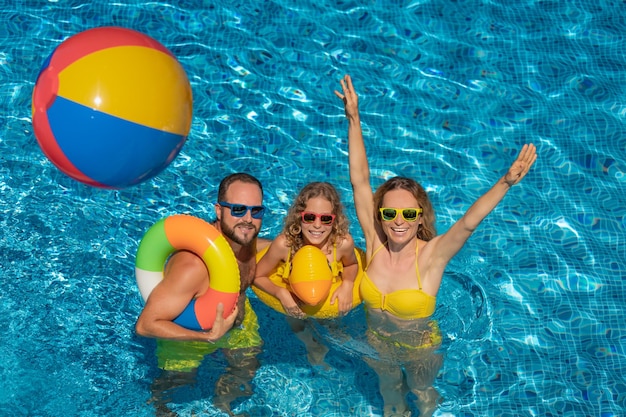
[135,214,240,330]
[252,246,364,319]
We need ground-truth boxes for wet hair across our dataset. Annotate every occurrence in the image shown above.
[372,176,436,241]
[283,182,350,251]
[217,173,263,202]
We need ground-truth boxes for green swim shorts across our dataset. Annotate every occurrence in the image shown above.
[156,298,262,372]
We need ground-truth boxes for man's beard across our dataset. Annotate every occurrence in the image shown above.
[220,219,259,247]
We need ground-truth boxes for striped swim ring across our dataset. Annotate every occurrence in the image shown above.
[135,214,240,330]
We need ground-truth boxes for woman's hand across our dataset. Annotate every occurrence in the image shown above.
[504,143,537,186]
[334,74,359,122]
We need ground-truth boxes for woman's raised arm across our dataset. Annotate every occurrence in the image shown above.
[433,143,537,266]
[335,75,376,245]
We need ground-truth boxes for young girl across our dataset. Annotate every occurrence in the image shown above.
[335,74,537,416]
[254,181,360,365]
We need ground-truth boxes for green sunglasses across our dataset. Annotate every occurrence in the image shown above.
[379,207,423,222]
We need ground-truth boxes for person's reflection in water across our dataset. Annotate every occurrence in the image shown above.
[149,300,263,416]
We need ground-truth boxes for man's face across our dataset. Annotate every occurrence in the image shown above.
[216,180,263,247]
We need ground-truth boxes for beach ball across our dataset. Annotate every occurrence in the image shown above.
[289,246,333,306]
[31,26,193,188]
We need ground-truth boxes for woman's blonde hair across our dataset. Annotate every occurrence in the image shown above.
[283,182,350,251]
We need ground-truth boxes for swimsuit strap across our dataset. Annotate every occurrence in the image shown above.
[367,240,423,290]
[415,242,422,290]
[366,241,388,270]
[280,247,293,280]
[329,243,343,279]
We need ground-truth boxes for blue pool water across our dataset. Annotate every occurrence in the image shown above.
[1,0,625,416]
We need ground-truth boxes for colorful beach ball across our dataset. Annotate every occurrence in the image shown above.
[31,27,193,188]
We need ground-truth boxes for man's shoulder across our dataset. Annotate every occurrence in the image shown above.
[165,251,208,283]
[169,249,204,264]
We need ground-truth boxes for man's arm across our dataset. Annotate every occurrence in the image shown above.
[135,251,237,342]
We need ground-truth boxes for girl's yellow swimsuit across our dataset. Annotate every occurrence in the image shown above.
[252,244,364,318]
[360,242,436,319]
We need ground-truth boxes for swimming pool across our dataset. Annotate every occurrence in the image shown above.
[1,0,624,416]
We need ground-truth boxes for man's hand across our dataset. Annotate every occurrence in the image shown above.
[205,303,239,343]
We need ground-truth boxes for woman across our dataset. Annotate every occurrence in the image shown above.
[335,75,537,416]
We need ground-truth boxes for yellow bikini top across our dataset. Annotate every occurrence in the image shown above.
[360,242,436,319]
[276,244,343,282]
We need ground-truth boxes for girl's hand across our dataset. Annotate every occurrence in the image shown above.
[277,288,306,319]
[330,281,354,315]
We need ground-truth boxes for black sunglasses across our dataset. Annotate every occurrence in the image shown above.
[218,201,266,219]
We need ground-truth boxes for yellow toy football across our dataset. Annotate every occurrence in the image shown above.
[289,245,333,306]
